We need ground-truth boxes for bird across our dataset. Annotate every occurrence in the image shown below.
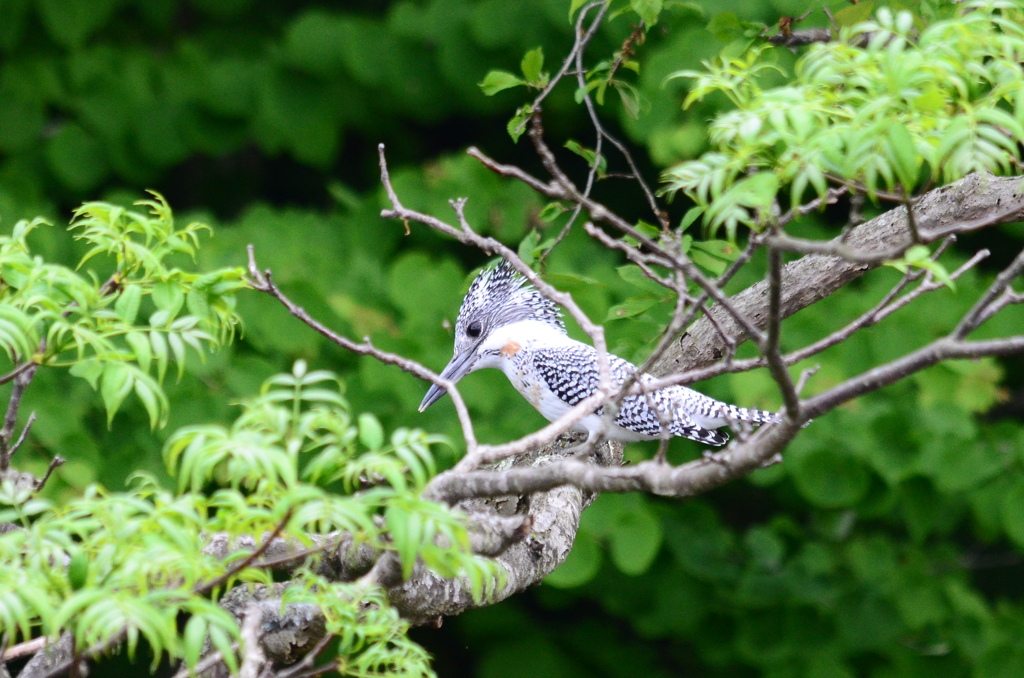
[419,260,779,448]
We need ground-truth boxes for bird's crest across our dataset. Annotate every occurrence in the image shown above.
[456,260,565,336]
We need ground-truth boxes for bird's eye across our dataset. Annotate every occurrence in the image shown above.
[466,321,483,338]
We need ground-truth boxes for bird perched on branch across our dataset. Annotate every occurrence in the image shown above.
[419,260,778,447]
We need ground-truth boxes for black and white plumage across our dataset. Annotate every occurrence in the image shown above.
[419,261,778,447]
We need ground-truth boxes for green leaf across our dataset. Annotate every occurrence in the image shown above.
[832,1,875,28]
[520,47,544,84]
[679,206,704,232]
[631,0,662,26]
[614,81,646,119]
[67,551,89,590]
[133,376,167,429]
[538,201,568,223]
[100,362,133,425]
[150,330,169,382]
[114,284,142,325]
[167,331,186,379]
[886,122,920,191]
[507,104,533,142]
[182,617,208,669]
[707,11,742,42]
[151,282,184,319]
[617,264,666,295]
[125,332,152,373]
[69,358,103,389]
[479,70,525,96]
[690,239,739,276]
[518,230,541,266]
[569,0,593,23]
[386,503,422,580]
[564,139,608,177]
[358,413,385,450]
[606,296,659,321]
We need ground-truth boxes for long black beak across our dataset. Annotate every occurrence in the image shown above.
[419,350,476,412]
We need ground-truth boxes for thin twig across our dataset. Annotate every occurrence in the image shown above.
[529,1,607,112]
[195,509,294,596]
[762,240,800,418]
[569,15,667,229]
[277,632,337,678]
[247,243,480,458]
[0,360,37,386]
[0,363,39,471]
[33,453,63,491]
[0,636,48,661]
[954,247,1024,339]
[170,646,234,678]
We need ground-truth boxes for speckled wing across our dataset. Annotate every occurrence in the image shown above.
[529,345,731,446]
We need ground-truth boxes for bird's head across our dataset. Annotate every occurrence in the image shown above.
[418,260,564,411]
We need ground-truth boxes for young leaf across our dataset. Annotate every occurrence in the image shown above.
[886,122,920,191]
[100,362,133,425]
[517,230,541,266]
[114,284,142,325]
[507,104,533,142]
[358,413,385,450]
[606,296,659,321]
[564,139,608,176]
[631,0,662,26]
[569,0,591,22]
[479,70,525,96]
[520,47,545,85]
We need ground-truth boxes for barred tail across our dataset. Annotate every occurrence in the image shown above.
[719,403,780,425]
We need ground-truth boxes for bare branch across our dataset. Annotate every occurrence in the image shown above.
[768,187,1024,264]
[276,633,336,678]
[804,336,1024,418]
[0,363,38,472]
[0,360,37,386]
[33,453,63,492]
[238,605,268,678]
[767,28,833,47]
[247,244,479,457]
[762,241,800,418]
[1,636,48,662]
[954,247,1024,338]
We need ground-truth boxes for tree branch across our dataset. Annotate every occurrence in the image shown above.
[650,173,1024,378]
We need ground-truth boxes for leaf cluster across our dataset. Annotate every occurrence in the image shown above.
[663,1,1024,237]
[0,193,245,427]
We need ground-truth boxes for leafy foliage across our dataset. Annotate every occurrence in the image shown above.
[1,360,495,675]
[0,193,244,427]
[663,1,1024,237]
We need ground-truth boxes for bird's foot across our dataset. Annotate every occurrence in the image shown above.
[702,449,732,467]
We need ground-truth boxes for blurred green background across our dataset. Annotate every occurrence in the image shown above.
[3,0,1024,676]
